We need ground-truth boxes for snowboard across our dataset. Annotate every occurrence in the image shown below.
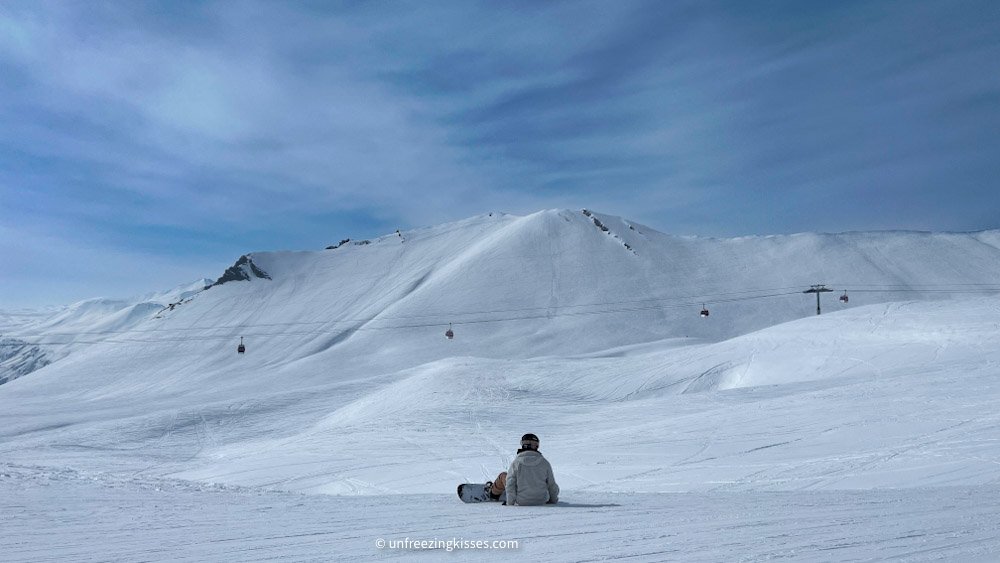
[457,482,500,503]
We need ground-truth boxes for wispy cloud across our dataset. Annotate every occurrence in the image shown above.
[1,0,998,306]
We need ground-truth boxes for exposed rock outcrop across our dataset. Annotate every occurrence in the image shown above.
[211,255,271,287]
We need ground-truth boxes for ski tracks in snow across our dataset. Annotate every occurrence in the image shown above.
[4,466,1000,562]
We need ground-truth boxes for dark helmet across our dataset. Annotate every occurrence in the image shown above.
[520,433,540,451]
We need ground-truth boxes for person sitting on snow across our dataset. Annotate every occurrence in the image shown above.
[489,433,559,505]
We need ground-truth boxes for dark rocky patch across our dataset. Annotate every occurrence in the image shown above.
[0,337,49,385]
[211,255,272,287]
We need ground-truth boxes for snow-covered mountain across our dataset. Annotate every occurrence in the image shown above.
[14,210,1000,382]
[0,279,211,384]
[0,210,1000,478]
[2,209,999,493]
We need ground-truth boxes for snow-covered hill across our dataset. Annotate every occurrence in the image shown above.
[0,279,211,385]
[3,209,1000,560]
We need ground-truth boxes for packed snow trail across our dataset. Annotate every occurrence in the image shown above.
[2,465,999,562]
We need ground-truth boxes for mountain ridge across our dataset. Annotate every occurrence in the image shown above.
[5,209,1000,388]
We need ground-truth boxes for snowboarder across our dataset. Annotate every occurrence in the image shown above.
[456,433,560,504]
[499,433,559,506]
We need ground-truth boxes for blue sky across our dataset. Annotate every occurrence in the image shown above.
[1,0,998,307]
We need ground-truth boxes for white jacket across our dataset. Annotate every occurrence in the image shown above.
[506,450,559,506]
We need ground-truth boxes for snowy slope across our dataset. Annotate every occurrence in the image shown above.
[2,209,999,487]
[0,279,211,385]
[3,210,1000,560]
[4,466,999,562]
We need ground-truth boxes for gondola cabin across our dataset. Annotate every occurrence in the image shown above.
[700,304,710,318]
[445,324,454,340]
[237,336,246,354]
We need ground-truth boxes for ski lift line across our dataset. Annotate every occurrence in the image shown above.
[15,293,805,345]
[6,284,876,339]
[11,286,1000,342]
[11,286,1000,345]
[210,284,818,325]
[845,289,1000,294]
[13,291,808,346]
[23,280,1000,336]
[831,283,1000,287]
[387,290,803,330]
[12,290,808,340]
[359,285,814,321]
[11,284,1000,345]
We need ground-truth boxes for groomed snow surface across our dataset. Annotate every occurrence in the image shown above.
[3,211,1000,561]
[4,466,999,561]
